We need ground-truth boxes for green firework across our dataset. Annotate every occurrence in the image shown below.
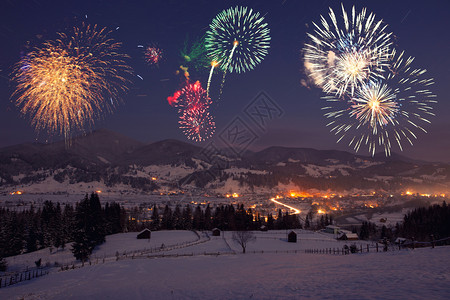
[180,35,210,72]
[205,6,271,73]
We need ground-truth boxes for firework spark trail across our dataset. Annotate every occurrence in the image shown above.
[217,41,238,100]
[322,50,436,156]
[303,4,392,97]
[206,61,218,98]
[12,23,132,144]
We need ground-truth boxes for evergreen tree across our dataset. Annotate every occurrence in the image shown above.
[71,193,106,262]
[204,204,212,230]
[182,205,193,229]
[304,215,310,229]
[151,204,160,229]
[161,205,173,230]
[267,214,274,230]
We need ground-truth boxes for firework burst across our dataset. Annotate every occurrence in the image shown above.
[180,35,210,71]
[12,23,132,142]
[179,107,216,142]
[144,45,163,66]
[303,4,392,97]
[167,81,215,142]
[167,81,211,110]
[323,50,436,156]
[205,6,271,74]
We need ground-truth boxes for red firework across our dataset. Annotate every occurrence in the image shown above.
[179,107,216,142]
[144,46,163,65]
[167,81,215,141]
[167,81,211,110]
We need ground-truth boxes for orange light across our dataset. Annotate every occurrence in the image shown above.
[96,190,102,193]
[211,61,218,67]
[233,40,239,46]
[151,177,157,181]
[232,193,239,198]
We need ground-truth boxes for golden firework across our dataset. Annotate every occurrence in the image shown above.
[12,24,132,142]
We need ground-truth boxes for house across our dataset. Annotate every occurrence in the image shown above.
[137,228,151,239]
[324,225,340,235]
[212,228,221,236]
[288,231,297,243]
[337,231,358,240]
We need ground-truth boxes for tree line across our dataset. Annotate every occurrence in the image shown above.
[357,201,450,242]
[128,203,303,232]
[0,193,126,264]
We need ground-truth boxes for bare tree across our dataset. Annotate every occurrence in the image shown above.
[232,231,256,254]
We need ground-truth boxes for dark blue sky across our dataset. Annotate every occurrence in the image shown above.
[0,0,449,162]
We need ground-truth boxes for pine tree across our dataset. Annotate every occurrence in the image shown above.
[161,205,173,230]
[151,204,160,229]
[204,204,212,230]
[304,215,310,229]
[71,193,106,262]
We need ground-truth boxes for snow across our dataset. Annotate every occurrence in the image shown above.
[224,167,267,175]
[303,164,352,177]
[3,231,199,273]
[2,230,450,299]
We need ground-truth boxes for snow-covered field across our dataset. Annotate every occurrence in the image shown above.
[1,230,449,299]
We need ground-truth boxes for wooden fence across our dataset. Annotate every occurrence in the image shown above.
[0,267,49,289]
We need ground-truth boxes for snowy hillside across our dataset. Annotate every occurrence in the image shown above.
[1,129,450,196]
[1,230,449,299]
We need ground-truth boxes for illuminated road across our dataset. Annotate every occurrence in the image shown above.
[270,197,301,214]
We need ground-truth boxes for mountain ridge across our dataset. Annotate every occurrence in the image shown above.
[0,129,448,194]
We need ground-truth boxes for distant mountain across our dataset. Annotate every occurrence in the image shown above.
[118,139,201,166]
[246,146,362,165]
[0,129,448,194]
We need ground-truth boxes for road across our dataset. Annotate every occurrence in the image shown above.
[270,197,301,214]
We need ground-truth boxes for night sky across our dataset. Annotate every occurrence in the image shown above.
[0,0,449,162]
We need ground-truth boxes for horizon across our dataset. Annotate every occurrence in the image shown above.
[1,127,445,164]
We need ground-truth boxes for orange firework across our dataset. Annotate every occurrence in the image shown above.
[12,24,132,142]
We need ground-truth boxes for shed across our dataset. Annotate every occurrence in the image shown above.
[324,225,340,235]
[288,231,297,243]
[260,225,268,232]
[137,228,151,239]
[337,232,358,240]
[212,228,221,236]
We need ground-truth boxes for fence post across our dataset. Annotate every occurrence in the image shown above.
[376,243,378,252]
[367,244,369,252]
[0,277,2,288]
[360,245,362,253]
